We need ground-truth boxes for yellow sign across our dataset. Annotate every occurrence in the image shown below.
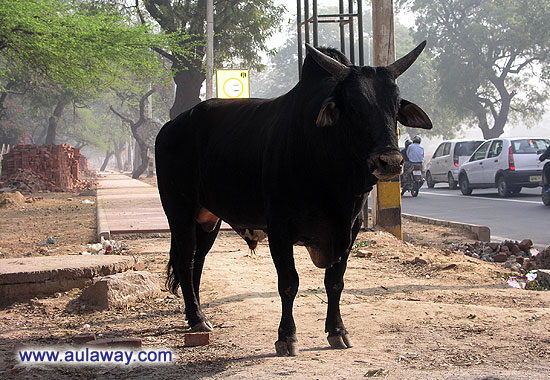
[216,69,250,99]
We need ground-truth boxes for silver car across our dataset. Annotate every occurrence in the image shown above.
[425,139,484,189]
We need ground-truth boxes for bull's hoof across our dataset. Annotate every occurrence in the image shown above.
[327,333,353,349]
[275,338,299,356]
[191,320,213,332]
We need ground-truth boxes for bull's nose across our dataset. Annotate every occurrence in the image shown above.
[372,151,403,180]
[378,153,404,168]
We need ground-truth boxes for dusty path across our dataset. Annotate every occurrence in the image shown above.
[1,228,549,379]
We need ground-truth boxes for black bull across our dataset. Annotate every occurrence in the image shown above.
[155,42,432,356]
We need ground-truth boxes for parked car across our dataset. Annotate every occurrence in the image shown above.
[458,137,550,197]
[425,139,484,189]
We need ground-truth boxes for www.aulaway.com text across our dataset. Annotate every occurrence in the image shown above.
[17,347,173,366]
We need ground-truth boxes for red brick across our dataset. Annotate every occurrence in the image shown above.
[184,332,210,347]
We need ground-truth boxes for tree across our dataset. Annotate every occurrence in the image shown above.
[110,89,159,178]
[403,0,550,138]
[251,6,455,138]
[138,0,284,118]
[0,0,175,144]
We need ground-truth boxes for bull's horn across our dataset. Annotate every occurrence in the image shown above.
[305,43,350,81]
[387,40,427,79]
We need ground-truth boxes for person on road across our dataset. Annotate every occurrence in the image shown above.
[539,144,550,193]
[400,139,412,183]
[407,135,424,164]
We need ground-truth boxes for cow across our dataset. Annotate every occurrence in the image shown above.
[155,42,432,356]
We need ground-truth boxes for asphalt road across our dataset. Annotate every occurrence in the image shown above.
[399,184,549,249]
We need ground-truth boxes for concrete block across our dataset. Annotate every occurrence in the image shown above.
[79,271,161,309]
[0,256,136,307]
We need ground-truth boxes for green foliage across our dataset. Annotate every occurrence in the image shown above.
[0,0,182,146]
[143,0,285,70]
[406,0,550,138]
[0,0,171,97]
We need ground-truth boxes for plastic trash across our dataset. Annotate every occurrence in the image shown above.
[82,199,95,205]
[507,276,528,289]
[526,270,538,282]
[46,236,55,245]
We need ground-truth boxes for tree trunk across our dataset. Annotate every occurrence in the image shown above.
[170,66,205,119]
[133,140,141,172]
[126,140,133,171]
[131,140,149,179]
[45,99,68,145]
[100,151,114,171]
[114,149,123,171]
[0,91,8,121]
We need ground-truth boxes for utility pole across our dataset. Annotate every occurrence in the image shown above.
[371,0,402,239]
[206,0,214,99]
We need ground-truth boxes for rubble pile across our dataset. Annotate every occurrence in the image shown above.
[0,144,95,193]
[451,239,547,271]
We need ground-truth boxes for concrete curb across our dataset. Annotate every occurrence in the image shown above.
[402,213,491,242]
[96,196,111,242]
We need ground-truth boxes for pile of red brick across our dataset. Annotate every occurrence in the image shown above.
[0,144,95,193]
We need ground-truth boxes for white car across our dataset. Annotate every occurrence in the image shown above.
[425,139,484,189]
[458,137,549,197]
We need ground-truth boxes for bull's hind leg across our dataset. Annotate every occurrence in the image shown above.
[324,218,361,349]
[193,219,222,306]
[164,201,212,332]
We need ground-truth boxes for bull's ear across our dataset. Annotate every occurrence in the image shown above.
[398,99,432,129]
[316,97,340,127]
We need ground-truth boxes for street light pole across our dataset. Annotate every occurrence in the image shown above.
[206,0,214,99]
[371,0,402,239]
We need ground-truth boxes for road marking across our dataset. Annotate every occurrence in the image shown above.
[419,191,541,204]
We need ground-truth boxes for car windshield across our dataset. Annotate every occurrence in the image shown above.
[454,141,483,156]
[511,139,549,154]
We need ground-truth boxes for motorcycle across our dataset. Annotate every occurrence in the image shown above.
[540,148,550,206]
[401,162,424,197]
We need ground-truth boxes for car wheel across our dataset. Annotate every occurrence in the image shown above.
[497,176,511,197]
[448,172,458,189]
[543,187,550,206]
[459,174,472,195]
[426,171,435,189]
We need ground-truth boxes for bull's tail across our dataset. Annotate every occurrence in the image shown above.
[166,257,180,295]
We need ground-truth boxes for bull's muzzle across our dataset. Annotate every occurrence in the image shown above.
[372,151,404,180]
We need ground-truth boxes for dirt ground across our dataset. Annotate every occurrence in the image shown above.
[1,177,549,379]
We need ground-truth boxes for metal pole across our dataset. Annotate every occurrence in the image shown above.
[206,0,214,99]
[304,0,310,44]
[313,0,318,46]
[348,0,355,64]
[297,0,303,79]
[358,0,364,65]
[339,0,345,54]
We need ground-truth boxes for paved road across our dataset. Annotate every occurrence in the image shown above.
[399,184,549,248]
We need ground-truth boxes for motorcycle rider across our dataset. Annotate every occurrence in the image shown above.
[400,139,413,183]
[407,135,424,165]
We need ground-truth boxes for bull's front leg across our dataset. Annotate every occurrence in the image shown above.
[268,223,300,356]
[324,251,353,349]
[324,217,361,349]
